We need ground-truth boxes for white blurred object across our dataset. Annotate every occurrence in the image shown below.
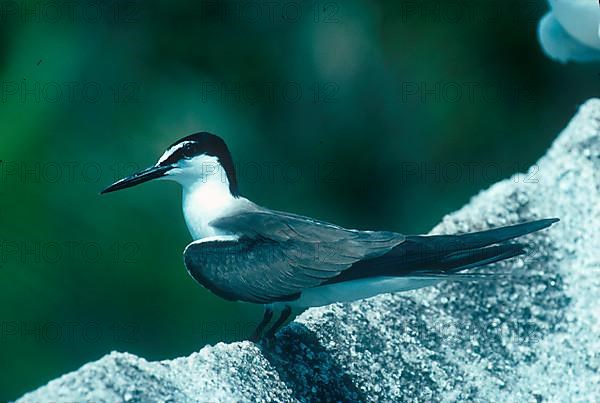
[538,0,600,62]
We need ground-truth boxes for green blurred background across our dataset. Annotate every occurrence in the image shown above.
[0,0,596,399]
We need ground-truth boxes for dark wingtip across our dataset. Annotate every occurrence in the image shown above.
[541,217,560,227]
[522,217,560,233]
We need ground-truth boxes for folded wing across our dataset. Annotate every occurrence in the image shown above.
[183,210,405,304]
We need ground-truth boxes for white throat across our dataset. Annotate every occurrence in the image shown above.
[174,156,245,240]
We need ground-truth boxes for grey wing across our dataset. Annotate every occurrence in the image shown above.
[183,210,405,304]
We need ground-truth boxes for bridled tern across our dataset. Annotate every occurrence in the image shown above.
[101,132,559,340]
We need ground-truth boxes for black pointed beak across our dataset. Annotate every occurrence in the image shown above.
[101,165,172,194]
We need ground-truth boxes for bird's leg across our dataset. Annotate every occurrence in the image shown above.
[250,306,273,341]
[265,305,292,339]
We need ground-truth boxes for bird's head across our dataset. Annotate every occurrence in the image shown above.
[101,132,239,196]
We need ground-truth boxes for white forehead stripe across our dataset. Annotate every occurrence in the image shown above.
[158,141,194,164]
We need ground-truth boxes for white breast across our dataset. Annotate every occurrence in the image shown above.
[181,175,260,242]
[182,183,253,240]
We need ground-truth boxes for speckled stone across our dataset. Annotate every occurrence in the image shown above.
[17,99,600,403]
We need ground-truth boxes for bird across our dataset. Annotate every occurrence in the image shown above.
[101,132,559,340]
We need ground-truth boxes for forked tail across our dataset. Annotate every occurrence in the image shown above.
[328,218,559,283]
[396,218,559,276]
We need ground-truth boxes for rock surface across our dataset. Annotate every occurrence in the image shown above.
[17,99,600,402]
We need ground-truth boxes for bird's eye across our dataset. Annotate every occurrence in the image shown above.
[182,144,195,158]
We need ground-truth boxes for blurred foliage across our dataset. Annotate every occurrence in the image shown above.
[0,0,597,399]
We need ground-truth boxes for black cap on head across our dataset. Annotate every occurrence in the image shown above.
[160,132,240,196]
